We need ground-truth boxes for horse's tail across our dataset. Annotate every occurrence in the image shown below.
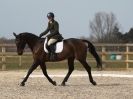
[82,40,102,69]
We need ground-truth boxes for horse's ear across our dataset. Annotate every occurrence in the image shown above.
[13,32,17,37]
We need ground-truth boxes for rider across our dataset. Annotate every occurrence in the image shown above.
[39,12,63,60]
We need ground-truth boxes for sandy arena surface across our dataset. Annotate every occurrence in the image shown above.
[0,70,133,99]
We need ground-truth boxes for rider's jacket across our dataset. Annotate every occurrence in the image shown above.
[41,20,63,40]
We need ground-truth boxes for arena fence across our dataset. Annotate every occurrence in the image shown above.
[0,44,133,70]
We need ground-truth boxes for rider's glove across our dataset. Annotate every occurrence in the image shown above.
[39,33,43,38]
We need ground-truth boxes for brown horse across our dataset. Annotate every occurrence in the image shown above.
[13,32,102,86]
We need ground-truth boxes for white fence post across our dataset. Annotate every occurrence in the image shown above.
[126,44,129,70]
[2,46,6,70]
[19,56,22,67]
[102,46,106,68]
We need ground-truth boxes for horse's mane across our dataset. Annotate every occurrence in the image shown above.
[19,32,39,39]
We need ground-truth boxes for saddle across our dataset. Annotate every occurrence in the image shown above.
[44,37,64,53]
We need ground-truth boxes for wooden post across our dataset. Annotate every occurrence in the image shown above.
[126,44,129,70]
[19,56,22,67]
[2,46,6,70]
[102,46,106,68]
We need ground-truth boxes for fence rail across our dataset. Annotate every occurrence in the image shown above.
[0,44,133,70]
[96,43,133,69]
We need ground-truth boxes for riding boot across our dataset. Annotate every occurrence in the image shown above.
[46,44,51,59]
[49,44,56,61]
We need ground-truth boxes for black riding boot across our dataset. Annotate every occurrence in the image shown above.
[46,44,50,57]
[49,44,56,61]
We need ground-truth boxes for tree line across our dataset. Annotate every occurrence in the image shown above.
[88,12,133,43]
[0,37,14,44]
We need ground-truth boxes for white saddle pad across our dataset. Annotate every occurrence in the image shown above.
[44,37,63,53]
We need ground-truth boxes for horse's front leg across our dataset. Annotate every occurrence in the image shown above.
[20,61,39,86]
[40,62,56,86]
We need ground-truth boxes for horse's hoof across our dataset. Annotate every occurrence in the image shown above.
[53,81,57,86]
[91,81,97,86]
[20,82,25,86]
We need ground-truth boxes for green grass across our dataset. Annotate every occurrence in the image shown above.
[4,61,95,70]
[0,53,133,70]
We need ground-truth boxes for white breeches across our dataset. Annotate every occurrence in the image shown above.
[47,39,57,46]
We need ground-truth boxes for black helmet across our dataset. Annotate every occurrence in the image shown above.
[47,12,54,18]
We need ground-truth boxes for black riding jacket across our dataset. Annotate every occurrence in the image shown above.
[41,20,63,40]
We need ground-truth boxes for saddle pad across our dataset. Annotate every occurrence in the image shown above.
[44,37,63,53]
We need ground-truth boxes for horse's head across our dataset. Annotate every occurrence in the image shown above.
[13,32,26,55]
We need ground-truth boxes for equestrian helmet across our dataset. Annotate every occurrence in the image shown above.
[47,12,54,18]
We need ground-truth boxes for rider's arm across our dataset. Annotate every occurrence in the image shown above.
[39,23,50,37]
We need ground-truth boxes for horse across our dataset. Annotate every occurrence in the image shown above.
[13,32,102,86]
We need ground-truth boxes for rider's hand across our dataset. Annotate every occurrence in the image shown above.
[39,33,43,38]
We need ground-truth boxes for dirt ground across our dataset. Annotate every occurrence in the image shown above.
[0,70,133,99]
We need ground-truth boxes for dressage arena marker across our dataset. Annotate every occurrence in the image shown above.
[28,74,133,78]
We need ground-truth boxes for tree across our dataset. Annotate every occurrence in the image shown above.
[0,37,14,44]
[122,28,133,43]
[89,12,120,43]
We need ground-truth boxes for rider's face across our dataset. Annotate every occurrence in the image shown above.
[48,17,53,21]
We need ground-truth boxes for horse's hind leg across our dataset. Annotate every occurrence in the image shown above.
[40,62,56,86]
[61,57,74,86]
[79,60,97,85]
[20,61,39,86]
